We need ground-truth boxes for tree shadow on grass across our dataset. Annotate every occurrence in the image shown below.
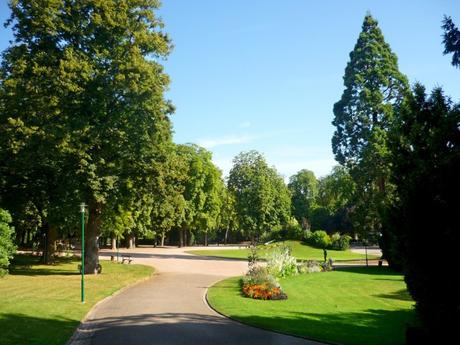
[232,308,416,345]
[334,266,401,276]
[0,313,79,345]
[374,289,413,302]
[9,254,80,276]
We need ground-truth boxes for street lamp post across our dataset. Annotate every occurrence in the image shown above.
[80,203,86,303]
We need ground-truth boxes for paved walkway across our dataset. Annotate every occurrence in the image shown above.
[71,246,324,345]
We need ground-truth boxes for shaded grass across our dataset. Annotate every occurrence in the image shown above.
[0,255,154,345]
[208,266,415,345]
[188,240,379,261]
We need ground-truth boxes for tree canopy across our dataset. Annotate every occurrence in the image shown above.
[288,169,318,229]
[228,151,291,242]
[0,0,174,272]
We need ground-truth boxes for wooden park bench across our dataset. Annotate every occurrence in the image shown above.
[121,254,132,264]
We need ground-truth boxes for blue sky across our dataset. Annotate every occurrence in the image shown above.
[1,1,459,180]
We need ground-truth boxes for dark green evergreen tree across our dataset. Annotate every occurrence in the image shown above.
[388,84,460,342]
[332,14,409,243]
[442,15,460,68]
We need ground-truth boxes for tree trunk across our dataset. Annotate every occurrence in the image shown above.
[178,227,183,248]
[183,228,188,247]
[41,223,58,264]
[204,231,208,246]
[84,202,102,274]
[224,227,229,245]
[128,235,135,249]
[160,232,165,247]
[111,237,117,250]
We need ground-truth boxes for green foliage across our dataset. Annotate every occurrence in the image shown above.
[330,233,352,251]
[331,14,409,240]
[176,144,224,245]
[0,209,16,277]
[306,230,331,249]
[265,245,298,278]
[0,0,174,270]
[228,151,291,241]
[384,83,460,339]
[442,15,460,68]
[288,169,318,228]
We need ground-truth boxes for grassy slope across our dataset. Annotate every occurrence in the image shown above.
[208,267,415,345]
[188,240,379,261]
[0,255,154,345]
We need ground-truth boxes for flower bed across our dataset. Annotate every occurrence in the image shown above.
[242,282,287,300]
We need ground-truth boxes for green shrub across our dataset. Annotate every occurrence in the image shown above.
[330,232,352,251]
[0,209,16,277]
[307,230,331,249]
[266,245,298,278]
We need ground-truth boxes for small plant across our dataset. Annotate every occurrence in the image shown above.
[330,232,352,250]
[247,244,259,271]
[320,258,334,272]
[297,260,322,274]
[266,244,298,278]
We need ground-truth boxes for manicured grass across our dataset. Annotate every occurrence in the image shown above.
[208,267,416,345]
[0,255,154,345]
[188,240,379,261]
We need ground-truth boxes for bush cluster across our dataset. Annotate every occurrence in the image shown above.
[0,209,16,277]
[305,230,351,251]
[265,244,298,278]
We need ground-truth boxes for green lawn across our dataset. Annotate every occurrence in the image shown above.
[188,240,379,262]
[208,267,415,345]
[0,255,154,345]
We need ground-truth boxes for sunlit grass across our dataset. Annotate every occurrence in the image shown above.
[188,240,379,261]
[208,266,415,345]
[0,255,154,345]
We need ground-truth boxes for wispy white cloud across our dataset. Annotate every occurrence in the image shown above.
[197,134,254,149]
[239,121,251,128]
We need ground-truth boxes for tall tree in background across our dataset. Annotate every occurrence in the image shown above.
[228,151,290,243]
[288,169,318,229]
[332,14,409,242]
[176,144,224,247]
[312,166,355,233]
[0,0,173,273]
[442,15,460,68]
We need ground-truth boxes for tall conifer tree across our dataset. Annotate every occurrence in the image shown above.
[332,14,409,239]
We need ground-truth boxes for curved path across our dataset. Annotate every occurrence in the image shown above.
[71,246,324,345]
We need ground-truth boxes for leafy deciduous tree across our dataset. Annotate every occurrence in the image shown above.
[288,169,318,229]
[228,151,291,243]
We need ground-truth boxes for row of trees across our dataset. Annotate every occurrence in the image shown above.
[0,1,351,276]
[331,13,459,342]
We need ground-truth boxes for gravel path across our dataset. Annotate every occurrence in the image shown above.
[70,246,324,345]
